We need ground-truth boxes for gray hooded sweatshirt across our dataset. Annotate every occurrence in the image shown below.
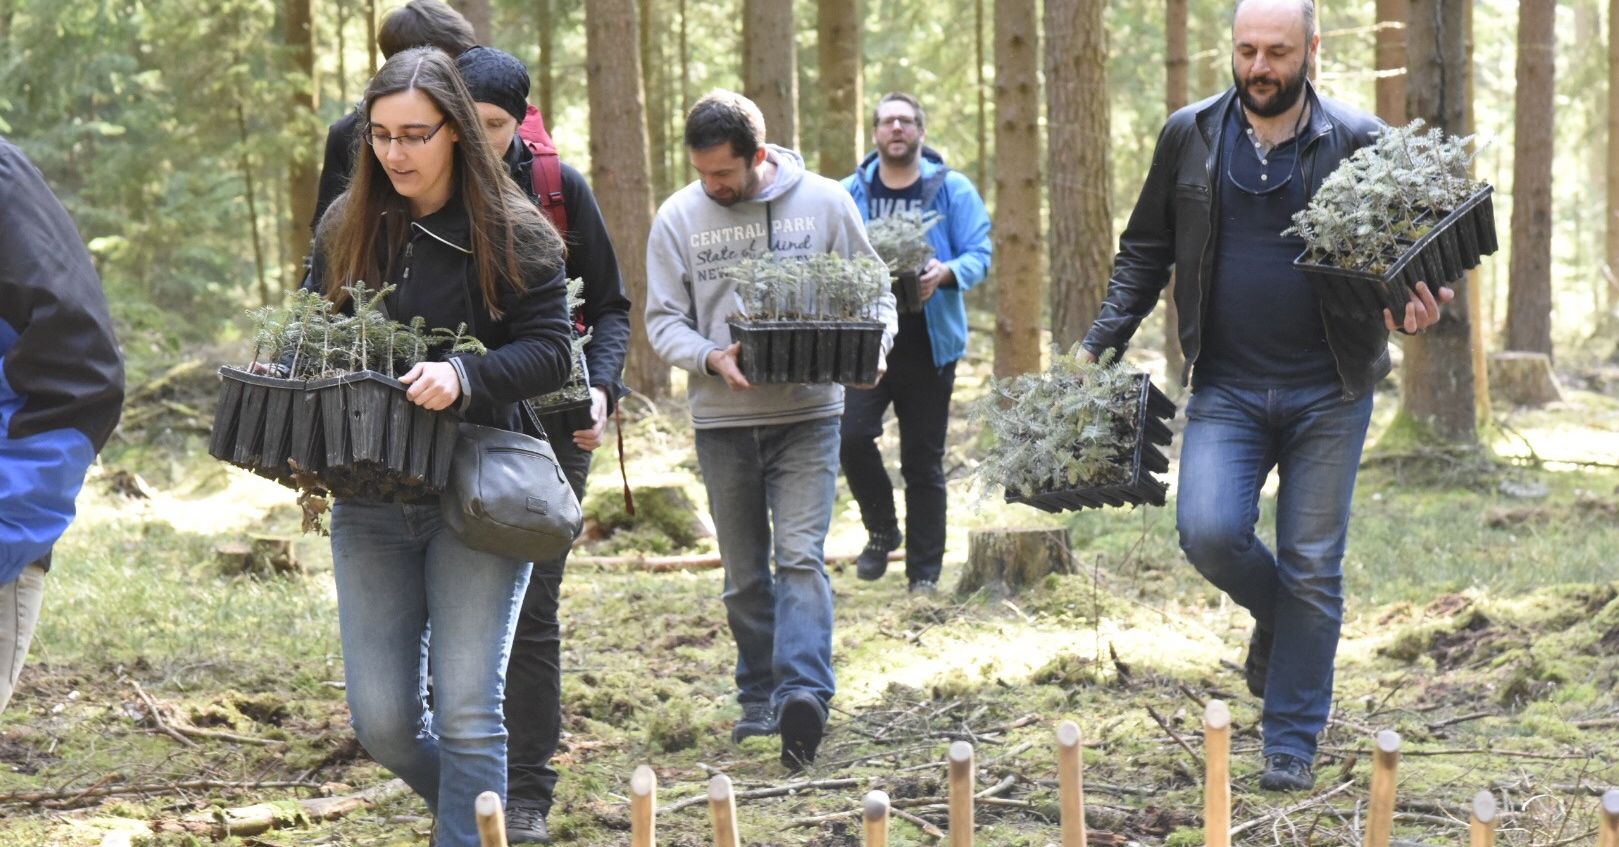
[646,145,896,429]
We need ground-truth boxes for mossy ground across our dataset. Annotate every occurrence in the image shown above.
[3,347,1617,846]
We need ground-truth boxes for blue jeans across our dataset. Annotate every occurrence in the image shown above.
[1176,381,1373,762]
[694,415,840,709]
[330,499,531,847]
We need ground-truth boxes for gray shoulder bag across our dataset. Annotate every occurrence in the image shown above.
[440,405,582,562]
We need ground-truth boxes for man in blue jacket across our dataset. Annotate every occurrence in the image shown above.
[840,93,992,593]
[0,137,125,714]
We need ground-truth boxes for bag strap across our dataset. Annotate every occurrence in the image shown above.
[614,401,635,516]
[519,105,570,235]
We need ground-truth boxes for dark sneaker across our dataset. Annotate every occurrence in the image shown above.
[778,692,827,770]
[856,527,903,581]
[506,802,552,844]
[1244,624,1274,698]
[908,579,938,595]
[1258,754,1315,792]
[732,701,778,743]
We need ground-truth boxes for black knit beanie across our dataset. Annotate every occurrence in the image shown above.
[456,46,530,123]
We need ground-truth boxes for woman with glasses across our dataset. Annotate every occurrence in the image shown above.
[306,46,572,847]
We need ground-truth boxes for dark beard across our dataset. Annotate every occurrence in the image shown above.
[878,138,921,166]
[703,166,761,207]
[1234,57,1309,118]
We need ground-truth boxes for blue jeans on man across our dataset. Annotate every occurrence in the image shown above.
[693,416,840,712]
[330,499,531,847]
[1175,380,1373,763]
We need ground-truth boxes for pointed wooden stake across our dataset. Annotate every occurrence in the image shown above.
[631,765,657,847]
[1469,790,1497,847]
[1203,701,1231,847]
[475,791,508,847]
[708,774,740,847]
[864,789,891,847]
[1597,789,1619,847]
[948,740,975,847]
[1056,721,1088,847]
[1364,730,1402,847]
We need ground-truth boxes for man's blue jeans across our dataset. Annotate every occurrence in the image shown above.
[694,415,840,710]
[1176,381,1373,763]
[330,499,531,847]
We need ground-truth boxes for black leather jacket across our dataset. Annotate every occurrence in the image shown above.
[1081,84,1391,400]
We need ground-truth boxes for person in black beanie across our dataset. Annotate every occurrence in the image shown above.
[454,45,632,846]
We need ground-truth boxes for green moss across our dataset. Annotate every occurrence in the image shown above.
[1164,826,1205,847]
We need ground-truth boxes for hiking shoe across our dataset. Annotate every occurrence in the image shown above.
[856,527,903,580]
[778,692,827,770]
[732,701,778,743]
[506,802,552,844]
[908,579,938,595]
[1258,754,1315,792]
[1244,624,1274,698]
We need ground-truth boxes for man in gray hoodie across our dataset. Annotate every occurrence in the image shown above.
[646,90,896,770]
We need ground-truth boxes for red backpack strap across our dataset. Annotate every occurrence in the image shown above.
[518,105,569,236]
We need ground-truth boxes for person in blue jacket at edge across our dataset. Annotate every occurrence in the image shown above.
[0,136,126,714]
[839,92,992,593]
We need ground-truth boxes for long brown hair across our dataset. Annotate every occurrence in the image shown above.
[317,47,562,320]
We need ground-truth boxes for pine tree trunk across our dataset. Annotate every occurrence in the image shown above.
[1610,0,1619,322]
[1506,0,1557,358]
[336,0,349,106]
[587,0,669,399]
[1163,0,1188,383]
[538,0,556,120]
[1046,0,1109,352]
[1374,0,1408,123]
[975,0,989,192]
[817,0,862,178]
[992,0,1042,378]
[366,0,378,73]
[284,0,318,290]
[640,0,670,200]
[454,0,493,42]
[742,0,797,151]
[1399,0,1480,445]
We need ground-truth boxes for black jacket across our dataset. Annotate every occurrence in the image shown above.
[308,195,573,435]
[0,138,125,582]
[1081,85,1391,400]
[503,140,633,410]
[312,110,363,233]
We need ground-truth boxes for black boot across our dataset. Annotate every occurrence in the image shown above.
[856,526,903,581]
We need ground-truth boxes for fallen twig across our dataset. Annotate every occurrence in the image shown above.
[891,806,946,840]
[1145,704,1204,771]
[1,779,322,808]
[125,679,197,749]
[151,779,410,837]
[659,777,864,814]
[1425,710,1496,731]
[1229,780,1355,837]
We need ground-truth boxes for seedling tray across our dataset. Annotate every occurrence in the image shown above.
[1005,374,1176,512]
[1296,186,1497,322]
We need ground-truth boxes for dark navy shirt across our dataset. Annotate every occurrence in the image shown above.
[868,173,930,338]
[1195,103,1337,388]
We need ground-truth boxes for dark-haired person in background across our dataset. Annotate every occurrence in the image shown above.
[0,136,124,714]
[645,90,894,770]
[455,45,631,845]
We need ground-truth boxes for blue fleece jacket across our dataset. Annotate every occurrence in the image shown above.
[843,148,992,368]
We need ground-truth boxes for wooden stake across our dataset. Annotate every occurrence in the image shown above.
[1598,789,1619,847]
[948,740,974,847]
[1056,721,1087,847]
[475,791,507,847]
[1469,790,1497,847]
[1363,730,1402,847]
[632,765,657,847]
[1203,701,1231,847]
[708,774,740,847]
[864,789,891,847]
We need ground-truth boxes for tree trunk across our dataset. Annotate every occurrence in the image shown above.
[587,0,669,399]
[640,0,670,200]
[1487,351,1564,407]
[336,0,349,107]
[366,0,377,73]
[538,0,556,120]
[1046,0,1109,351]
[816,0,862,177]
[958,528,1074,597]
[236,101,271,308]
[742,0,797,150]
[284,0,318,291]
[975,0,989,192]
[1375,0,1408,124]
[454,0,493,41]
[1610,0,1619,322]
[992,0,1042,378]
[1163,0,1188,383]
[1398,0,1480,445]
[1505,0,1557,357]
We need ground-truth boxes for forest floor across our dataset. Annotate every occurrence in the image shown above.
[3,338,1619,847]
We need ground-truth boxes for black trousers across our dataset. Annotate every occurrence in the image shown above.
[504,424,593,813]
[839,314,957,584]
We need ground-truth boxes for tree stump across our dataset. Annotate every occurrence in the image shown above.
[1488,351,1563,407]
[957,527,1074,597]
[216,536,300,576]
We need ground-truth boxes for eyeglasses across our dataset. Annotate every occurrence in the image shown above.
[368,120,448,150]
[877,116,919,129]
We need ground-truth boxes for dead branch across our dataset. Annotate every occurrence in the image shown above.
[0,779,322,809]
[125,679,197,749]
[1144,704,1204,771]
[1425,711,1497,731]
[659,777,865,814]
[891,806,946,840]
[1229,780,1355,837]
[151,779,410,837]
